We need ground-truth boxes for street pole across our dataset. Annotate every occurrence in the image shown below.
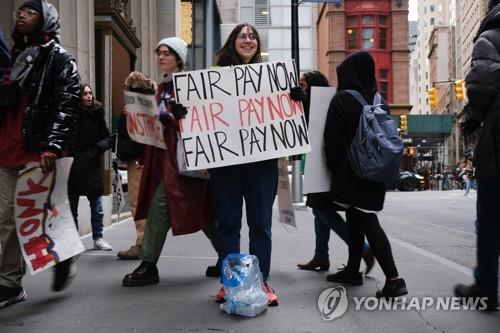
[291,0,303,205]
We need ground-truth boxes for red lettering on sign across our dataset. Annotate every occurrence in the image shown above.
[16,198,44,219]
[19,218,40,236]
[23,235,54,271]
[18,174,49,196]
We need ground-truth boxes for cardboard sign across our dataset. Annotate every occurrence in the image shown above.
[124,91,166,149]
[173,60,311,170]
[15,158,85,275]
[277,158,296,227]
[304,87,337,194]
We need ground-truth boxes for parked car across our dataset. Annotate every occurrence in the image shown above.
[387,170,425,192]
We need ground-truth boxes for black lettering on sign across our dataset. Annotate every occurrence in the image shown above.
[208,70,231,98]
[215,131,239,160]
[266,62,298,93]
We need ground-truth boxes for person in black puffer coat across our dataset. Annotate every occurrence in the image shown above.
[454,0,500,311]
[290,71,374,274]
[323,51,407,298]
[68,84,115,252]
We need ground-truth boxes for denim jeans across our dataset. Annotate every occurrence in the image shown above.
[210,160,278,281]
[69,193,104,240]
[474,176,500,295]
[312,208,369,259]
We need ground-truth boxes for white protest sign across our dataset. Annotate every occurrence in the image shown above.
[124,91,166,149]
[15,158,85,275]
[173,60,311,170]
[277,158,296,227]
[303,86,336,193]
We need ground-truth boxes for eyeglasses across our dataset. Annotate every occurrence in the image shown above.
[13,9,40,20]
[155,49,172,57]
[237,33,257,41]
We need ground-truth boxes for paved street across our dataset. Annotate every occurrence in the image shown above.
[0,190,498,332]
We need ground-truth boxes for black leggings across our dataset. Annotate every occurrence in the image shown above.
[346,208,399,279]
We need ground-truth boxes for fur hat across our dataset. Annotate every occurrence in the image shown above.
[156,37,188,66]
[125,71,156,95]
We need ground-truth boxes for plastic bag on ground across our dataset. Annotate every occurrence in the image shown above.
[220,253,268,317]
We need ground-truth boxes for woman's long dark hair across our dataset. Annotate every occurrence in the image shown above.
[215,23,262,66]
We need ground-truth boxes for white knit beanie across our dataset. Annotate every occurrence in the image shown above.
[156,37,188,66]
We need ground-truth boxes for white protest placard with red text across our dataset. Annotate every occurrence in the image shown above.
[124,91,166,149]
[15,158,85,275]
[173,60,311,170]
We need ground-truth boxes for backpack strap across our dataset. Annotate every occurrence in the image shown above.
[344,89,368,106]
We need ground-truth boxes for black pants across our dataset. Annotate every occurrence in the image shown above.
[346,208,399,279]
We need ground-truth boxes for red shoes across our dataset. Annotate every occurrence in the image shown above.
[214,282,279,306]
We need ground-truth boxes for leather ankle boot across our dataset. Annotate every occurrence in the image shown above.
[297,257,330,271]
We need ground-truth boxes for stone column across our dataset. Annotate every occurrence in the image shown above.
[130,0,157,77]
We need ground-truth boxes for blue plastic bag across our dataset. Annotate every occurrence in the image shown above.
[220,253,268,317]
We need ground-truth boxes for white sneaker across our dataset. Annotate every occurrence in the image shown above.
[94,238,113,251]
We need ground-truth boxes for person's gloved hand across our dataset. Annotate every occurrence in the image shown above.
[159,111,172,126]
[290,86,306,103]
[460,118,481,136]
[170,102,188,120]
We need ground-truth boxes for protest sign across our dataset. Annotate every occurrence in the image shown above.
[15,158,85,275]
[303,86,337,194]
[173,60,311,170]
[124,91,166,149]
[277,158,296,227]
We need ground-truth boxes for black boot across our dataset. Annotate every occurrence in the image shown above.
[326,266,363,285]
[122,261,159,287]
[52,258,76,292]
[376,278,408,298]
[454,284,498,311]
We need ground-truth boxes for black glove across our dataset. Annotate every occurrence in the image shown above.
[170,102,188,120]
[290,86,307,103]
[460,118,481,136]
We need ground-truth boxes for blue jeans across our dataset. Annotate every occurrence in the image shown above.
[312,208,369,259]
[210,160,278,281]
[69,193,104,240]
[474,176,500,295]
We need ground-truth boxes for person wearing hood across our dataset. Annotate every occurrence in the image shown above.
[290,71,374,274]
[454,0,500,311]
[68,84,115,251]
[323,51,407,298]
[0,0,81,308]
[122,37,218,287]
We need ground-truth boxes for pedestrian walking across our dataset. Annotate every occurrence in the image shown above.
[0,0,81,308]
[68,84,115,251]
[211,23,279,306]
[454,0,500,311]
[290,71,374,273]
[323,51,407,298]
[122,37,218,287]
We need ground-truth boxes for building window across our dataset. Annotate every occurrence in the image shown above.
[346,14,389,50]
[379,69,389,101]
[430,17,435,25]
[430,5,435,12]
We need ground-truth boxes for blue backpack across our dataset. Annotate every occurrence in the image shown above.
[344,90,403,183]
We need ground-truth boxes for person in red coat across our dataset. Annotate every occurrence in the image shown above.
[122,37,217,287]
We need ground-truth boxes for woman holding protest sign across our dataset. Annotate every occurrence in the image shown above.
[122,37,218,287]
[290,71,374,274]
[211,24,279,306]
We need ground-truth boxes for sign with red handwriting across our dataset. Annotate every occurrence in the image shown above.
[173,60,311,170]
[15,158,85,275]
[124,91,166,149]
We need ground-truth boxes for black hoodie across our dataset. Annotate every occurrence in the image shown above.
[463,4,500,179]
[323,51,387,211]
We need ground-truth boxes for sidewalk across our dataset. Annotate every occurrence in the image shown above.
[0,205,498,332]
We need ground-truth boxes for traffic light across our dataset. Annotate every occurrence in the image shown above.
[455,79,465,101]
[400,114,408,136]
[428,87,438,108]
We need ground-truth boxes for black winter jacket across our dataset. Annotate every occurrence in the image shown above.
[463,5,500,179]
[324,52,387,211]
[0,1,80,155]
[69,104,114,196]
